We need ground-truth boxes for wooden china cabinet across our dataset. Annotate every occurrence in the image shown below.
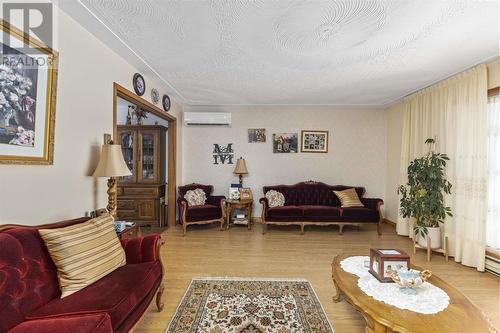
[117,125,167,227]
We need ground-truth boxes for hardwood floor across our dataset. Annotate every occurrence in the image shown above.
[135,223,500,333]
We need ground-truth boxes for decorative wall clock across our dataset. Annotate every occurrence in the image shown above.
[151,88,159,104]
[132,73,145,96]
[162,94,171,111]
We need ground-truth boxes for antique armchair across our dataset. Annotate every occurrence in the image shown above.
[177,183,226,235]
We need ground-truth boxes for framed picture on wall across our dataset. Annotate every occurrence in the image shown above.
[0,19,58,164]
[239,187,253,200]
[273,133,298,153]
[248,128,266,142]
[301,130,329,153]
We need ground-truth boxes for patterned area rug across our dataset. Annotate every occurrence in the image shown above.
[166,278,334,333]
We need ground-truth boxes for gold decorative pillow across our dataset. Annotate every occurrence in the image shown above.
[265,190,285,208]
[184,188,207,206]
[333,188,364,208]
[39,213,126,298]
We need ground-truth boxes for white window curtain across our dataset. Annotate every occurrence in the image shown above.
[487,95,500,250]
[398,64,488,271]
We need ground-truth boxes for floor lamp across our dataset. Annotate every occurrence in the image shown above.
[92,141,132,216]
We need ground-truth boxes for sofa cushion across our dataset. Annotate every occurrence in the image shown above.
[27,261,162,330]
[265,190,285,208]
[333,188,364,207]
[38,214,126,298]
[301,206,341,219]
[267,206,303,219]
[8,313,113,333]
[341,207,379,222]
[184,188,207,206]
[185,204,221,222]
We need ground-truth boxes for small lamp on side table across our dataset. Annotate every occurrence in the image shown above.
[233,157,248,186]
[92,138,132,216]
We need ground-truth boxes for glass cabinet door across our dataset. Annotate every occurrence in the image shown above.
[138,130,159,183]
[118,129,137,182]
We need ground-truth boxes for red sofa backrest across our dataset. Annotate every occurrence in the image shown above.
[0,217,90,333]
[263,181,365,206]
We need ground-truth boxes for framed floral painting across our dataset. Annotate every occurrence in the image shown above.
[301,130,329,153]
[0,19,58,164]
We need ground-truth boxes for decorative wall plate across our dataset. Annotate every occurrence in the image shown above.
[151,88,159,104]
[162,94,171,111]
[132,73,145,96]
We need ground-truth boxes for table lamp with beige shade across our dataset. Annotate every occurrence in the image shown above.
[233,157,248,186]
[92,138,132,216]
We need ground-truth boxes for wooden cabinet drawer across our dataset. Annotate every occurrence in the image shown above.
[116,199,158,221]
[117,200,136,210]
[122,187,159,197]
[117,210,137,220]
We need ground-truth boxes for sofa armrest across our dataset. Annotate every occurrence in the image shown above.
[259,197,269,220]
[121,234,164,264]
[8,313,112,333]
[206,195,226,207]
[361,198,384,211]
[177,197,188,209]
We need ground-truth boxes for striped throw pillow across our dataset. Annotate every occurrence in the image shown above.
[333,188,364,208]
[39,214,126,298]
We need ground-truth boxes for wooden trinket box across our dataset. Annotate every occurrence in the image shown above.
[369,248,410,283]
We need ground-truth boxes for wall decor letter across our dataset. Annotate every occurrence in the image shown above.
[213,143,234,165]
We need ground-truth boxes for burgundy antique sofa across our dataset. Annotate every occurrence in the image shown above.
[0,217,164,333]
[177,183,226,235]
[259,181,383,235]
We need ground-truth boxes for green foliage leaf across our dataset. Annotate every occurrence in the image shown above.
[399,138,453,233]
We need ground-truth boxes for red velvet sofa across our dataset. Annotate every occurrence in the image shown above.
[259,181,384,235]
[0,217,164,333]
[177,183,226,235]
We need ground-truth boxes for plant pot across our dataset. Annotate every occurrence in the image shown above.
[417,226,441,249]
[408,218,416,239]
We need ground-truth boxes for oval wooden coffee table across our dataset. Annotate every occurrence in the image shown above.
[331,253,497,333]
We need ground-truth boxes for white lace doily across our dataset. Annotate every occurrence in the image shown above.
[340,256,450,314]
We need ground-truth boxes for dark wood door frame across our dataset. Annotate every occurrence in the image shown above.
[113,83,177,228]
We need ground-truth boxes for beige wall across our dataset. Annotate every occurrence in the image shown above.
[182,106,387,215]
[0,9,182,225]
[384,59,500,223]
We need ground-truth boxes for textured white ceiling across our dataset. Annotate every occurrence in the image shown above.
[66,0,498,106]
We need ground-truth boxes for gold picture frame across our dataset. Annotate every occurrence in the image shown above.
[0,19,58,164]
[239,187,253,200]
[300,130,329,153]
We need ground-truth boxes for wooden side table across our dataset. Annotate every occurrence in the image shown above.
[117,224,141,240]
[225,199,253,230]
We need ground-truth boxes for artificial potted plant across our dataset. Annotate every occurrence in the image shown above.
[398,138,452,249]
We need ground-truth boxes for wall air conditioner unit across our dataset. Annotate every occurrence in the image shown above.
[184,112,231,126]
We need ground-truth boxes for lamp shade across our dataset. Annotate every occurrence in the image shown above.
[92,144,132,177]
[233,157,248,175]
